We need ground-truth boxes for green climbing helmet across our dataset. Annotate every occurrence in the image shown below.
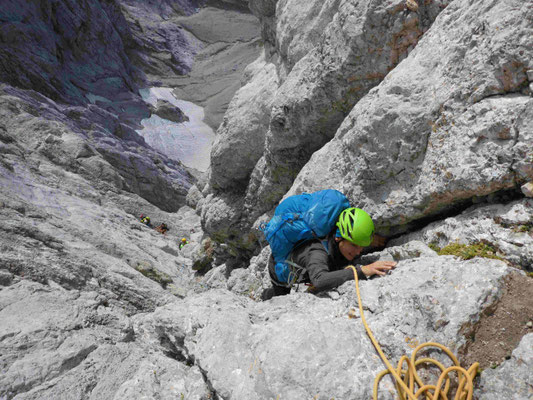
[336,207,375,246]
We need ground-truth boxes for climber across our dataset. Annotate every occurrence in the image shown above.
[140,214,152,227]
[155,223,169,235]
[179,237,189,250]
[262,207,396,301]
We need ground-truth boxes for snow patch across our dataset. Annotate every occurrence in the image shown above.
[138,87,214,172]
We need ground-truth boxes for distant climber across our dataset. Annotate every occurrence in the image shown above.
[140,214,152,227]
[179,237,189,250]
[262,201,396,301]
[155,223,169,235]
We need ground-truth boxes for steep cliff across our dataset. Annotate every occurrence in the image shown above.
[200,0,532,258]
[1,1,533,399]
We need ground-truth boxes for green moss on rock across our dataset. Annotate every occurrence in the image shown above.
[134,261,173,288]
[432,241,505,262]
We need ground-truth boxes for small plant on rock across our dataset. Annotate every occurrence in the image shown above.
[428,241,506,262]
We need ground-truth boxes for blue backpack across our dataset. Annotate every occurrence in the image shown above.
[261,189,350,285]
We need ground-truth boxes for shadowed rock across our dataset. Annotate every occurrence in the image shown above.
[149,99,189,123]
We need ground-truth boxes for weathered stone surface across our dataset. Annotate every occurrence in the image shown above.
[256,0,447,194]
[134,256,510,399]
[0,85,193,212]
[186,184,204,209]
[0,127,208,398]
[391,199,533,269]
[2,1,532,399]
[208,50,279,190]
[288,0,532,235]
[119,0,203,78]
[358,240,438,265]
[149,99,189,123]
[203,0,453,244]
[0,280,210,399]
[0,0,149,126]
[200,192,245,245]
[522,181,533,198]
[476,333,533,400]
[191,238,215,271]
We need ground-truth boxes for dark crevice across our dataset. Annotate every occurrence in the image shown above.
[382,186,525,243]
[157,329,224,400]
[472,84,530,104]
[59,344,98,373]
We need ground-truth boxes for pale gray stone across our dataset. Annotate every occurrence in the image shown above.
[208,50,280,190]
[288,0,533,238]
[522,182,533,198]
[391,199,533,269]
[0,86,194,212]
[186,184,204,209]
[163,6,262,130]
[203,0,455,246]
[1,1,532,399]
[0,0,148,125]
[200,264,229,290]
[359,240,438,265]
[134,257,510,399]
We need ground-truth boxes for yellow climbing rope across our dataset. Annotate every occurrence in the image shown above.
[347,266,479,400]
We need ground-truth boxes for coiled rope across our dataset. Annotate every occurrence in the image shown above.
[347,266,479,400]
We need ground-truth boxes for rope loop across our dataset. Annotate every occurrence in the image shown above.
[347,266,479,400]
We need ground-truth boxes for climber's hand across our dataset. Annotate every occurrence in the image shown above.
[371,234,387,248]
[361,261,397,277]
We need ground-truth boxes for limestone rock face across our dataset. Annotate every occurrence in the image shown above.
[203,0,454,244]
[0,0,149,126]
[165,5,262,129]
[119,0,203,78]
[208,50,279,190]
[2,1,533,399]
[0,127,210,398]
[391,199,533,269]
[0,85,193,212]
[134,257,510,399]
[288,0,532,236]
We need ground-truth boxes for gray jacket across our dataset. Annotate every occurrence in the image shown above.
[288,234,367,292]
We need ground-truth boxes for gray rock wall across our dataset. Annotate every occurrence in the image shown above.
[0,85,193,212]
[288,0,532,235]
[477,333,533,400]
[0,125,208,397]
[0,0,148,125]
[201,0,532,253]
[202,0,454,245]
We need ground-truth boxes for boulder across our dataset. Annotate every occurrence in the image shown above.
[208,50,279,190]
[149,99,189,123]
[522,181,533,198]
[186,184,204,209]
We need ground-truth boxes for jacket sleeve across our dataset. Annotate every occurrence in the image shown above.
[294,242,363,292]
